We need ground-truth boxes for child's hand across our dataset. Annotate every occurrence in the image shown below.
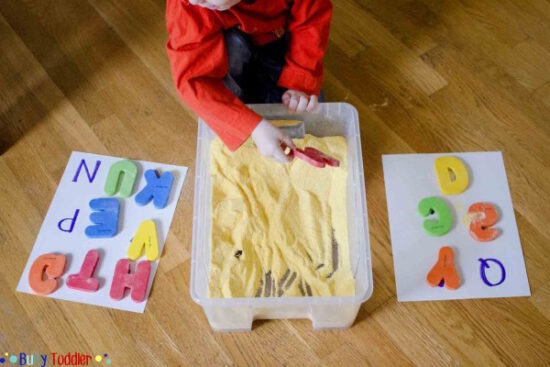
[282,90,319,113]
[251,119,295,163]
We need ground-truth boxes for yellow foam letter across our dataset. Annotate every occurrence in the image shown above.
[434,156,469,195]
[127,220,159,261]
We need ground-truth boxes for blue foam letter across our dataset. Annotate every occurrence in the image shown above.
[85,198,120,238]
[135,170,174,209]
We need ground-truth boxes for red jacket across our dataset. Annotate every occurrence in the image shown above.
[166,0,332,151]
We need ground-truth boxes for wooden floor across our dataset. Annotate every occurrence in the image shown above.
[1,0,550,365]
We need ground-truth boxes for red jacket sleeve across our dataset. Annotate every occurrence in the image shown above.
[277,0,333,96]
[166,0,262,151]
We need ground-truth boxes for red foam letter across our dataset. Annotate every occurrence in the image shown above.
[67,249,100,292]
[109,259,151,302]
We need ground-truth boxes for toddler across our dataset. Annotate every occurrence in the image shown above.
[166,0,332,162]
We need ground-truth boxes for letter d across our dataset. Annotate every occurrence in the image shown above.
[57,209,80,233]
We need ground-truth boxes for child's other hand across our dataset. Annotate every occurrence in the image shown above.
[282,90,319,113]
[251,119,295,163]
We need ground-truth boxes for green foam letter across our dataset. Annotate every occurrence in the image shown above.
[418,197,452,237]
[104,160,138,198]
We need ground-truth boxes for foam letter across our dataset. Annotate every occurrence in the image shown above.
[418,197,452,236]
[426,247,460,290]
[28,254,66,295]
[468,202,499,242]
[127,220,159,261]
[57,209,80,233]
[109,259,151,302]
[72,159,101,183]
[104,160,138,197]
[135,169,174,209]
[291,147,340,168]
[66,250,100,292]
[434,156,469,195]
[85,198,119,238]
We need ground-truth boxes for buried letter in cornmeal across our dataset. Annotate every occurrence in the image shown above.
[209,135,355,298]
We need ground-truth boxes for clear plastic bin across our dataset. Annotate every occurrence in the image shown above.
[191,103,372,331]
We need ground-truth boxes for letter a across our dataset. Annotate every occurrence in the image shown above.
[127,220,159,261]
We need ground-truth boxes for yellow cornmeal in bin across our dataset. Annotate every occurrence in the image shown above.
[209,134,355,298]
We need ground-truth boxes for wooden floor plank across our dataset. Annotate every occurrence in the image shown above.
[1,0,549,365]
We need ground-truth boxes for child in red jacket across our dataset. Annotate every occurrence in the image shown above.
[166,0,332,162]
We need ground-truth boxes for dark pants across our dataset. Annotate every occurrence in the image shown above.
[223,28,288,104]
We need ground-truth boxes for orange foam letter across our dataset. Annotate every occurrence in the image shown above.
[468,202,499,242]
[426,247,460,290]
[28,253,66,295]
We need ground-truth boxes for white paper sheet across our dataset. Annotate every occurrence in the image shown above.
[16,152,187,312]
[382,152,530,302]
